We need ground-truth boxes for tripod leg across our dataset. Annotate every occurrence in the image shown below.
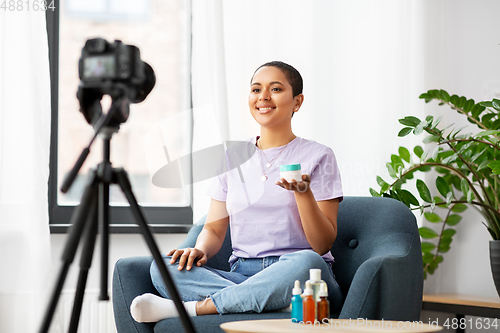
[68,195,99,333]
[114,168,196,333]
[39,171,100,333]
[99,179,110,300]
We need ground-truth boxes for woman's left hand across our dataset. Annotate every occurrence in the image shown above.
[276,174,310,193]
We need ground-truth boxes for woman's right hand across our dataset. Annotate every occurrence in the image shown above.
[167,247,208,271]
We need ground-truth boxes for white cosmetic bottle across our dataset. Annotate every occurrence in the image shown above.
[306,269,326,302]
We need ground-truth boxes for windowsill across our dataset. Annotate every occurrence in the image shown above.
[50,223,193,234]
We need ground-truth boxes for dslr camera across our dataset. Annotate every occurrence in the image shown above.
[77,38,155,127]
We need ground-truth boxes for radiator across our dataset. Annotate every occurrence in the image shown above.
[49,289,117,333]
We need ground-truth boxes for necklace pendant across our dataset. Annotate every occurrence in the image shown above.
[266,162,271,168]
[261,175,268,182]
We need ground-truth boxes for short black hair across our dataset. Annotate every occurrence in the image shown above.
[252,61,303,97]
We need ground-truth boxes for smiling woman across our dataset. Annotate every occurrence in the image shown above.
[129,61,344,322]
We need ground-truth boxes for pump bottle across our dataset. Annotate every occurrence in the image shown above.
[290,280,302,323]
[307,269,326,303]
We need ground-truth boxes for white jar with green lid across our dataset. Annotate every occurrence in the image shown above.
[280,164,302,182]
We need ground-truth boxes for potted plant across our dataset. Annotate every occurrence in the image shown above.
[370,89,500,294]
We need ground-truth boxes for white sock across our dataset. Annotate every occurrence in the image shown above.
[130,293,198,323]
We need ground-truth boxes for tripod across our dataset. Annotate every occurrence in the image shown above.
[39,99,196,333]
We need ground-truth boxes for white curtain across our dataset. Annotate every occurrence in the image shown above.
[0,7,52,333]
[191,0,426,220]
[191,0,230,221]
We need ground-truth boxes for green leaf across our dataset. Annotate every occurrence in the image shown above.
[423,135,440,144]
[435,166,450,174]
[386,163,396,178]
[451,203,467,213]
[414,146,424,158]
[435,176,450,198]
[431,146,440,161]
[471,103,485,119]
[416,179,433,203]
[478,160,491,171]
[439,90,450,102]
[399,116,421,127]
[488,160,500,175]
[434,196,444,204]
[456,96,467,108]
[463,99,475,112]
[427,263,437,275]
[460,178,470,195]
[394,189,410,207]
[471,147,489,163]
[480,101,493,108]
[400,189,419,206]
[442,228,457,238]
[438,244,451,253]
[419,165,432,172]
[376,176,387,187]
[421,242,436,253]
[446,214,462,226]
[446,192,453,205]
[493,100,500,111]
[413,120,427,135]
[376,176,390,192]
[424,212,442,223]
[482,113,496,124]
[391,154,403,166]
[369,188,381,197]
[442,153,457,164]
[398,127,413,137]
[399,147,411,163]
[419,227,438,239]
[441,234,453,243]
[475,130,500,137]
[422,252,434,264]
[467,190,474,203]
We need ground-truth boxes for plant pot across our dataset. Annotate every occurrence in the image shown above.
[490,240,500,297]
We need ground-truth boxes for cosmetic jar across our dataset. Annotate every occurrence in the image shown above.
[280,164,302,182]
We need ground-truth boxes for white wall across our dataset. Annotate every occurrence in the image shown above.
[419,1,500,331]
[421,0,500,298]
[222,0,425,197]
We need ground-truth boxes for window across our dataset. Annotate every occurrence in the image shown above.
[47,0,193,233]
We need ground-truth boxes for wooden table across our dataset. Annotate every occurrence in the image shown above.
[221,319,442,333]
[422,294,500,333]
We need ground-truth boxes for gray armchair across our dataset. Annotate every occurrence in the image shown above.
[112,196,423,333]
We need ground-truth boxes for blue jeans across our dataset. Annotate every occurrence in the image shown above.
[150,250,343,315]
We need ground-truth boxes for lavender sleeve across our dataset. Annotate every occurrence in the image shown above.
[309,147,343,202]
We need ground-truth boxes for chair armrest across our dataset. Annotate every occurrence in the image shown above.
[113,256,157,333]
[338,231,423,321]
